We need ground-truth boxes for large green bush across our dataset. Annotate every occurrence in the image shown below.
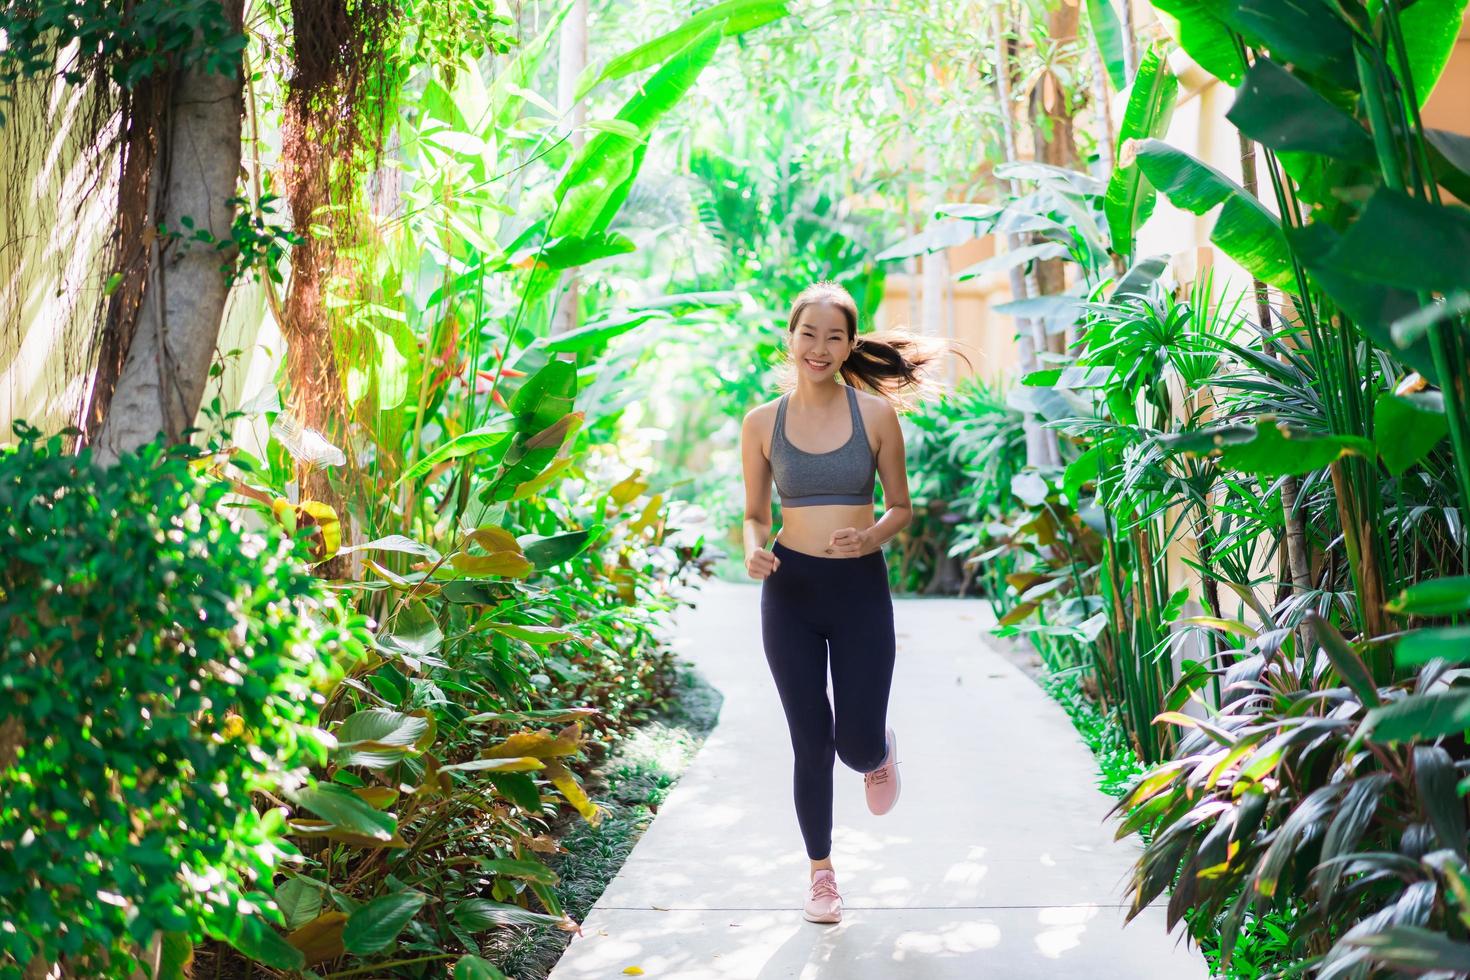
[0,426,369,976]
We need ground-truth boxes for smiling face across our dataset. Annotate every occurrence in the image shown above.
[788,301,854,379]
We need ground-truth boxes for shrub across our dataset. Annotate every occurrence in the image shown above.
[0,425,369,976]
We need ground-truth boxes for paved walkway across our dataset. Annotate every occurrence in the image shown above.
[550,578,1210,979]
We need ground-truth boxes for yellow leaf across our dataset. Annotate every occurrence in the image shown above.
[271,497,297,532]
[623,968,645,977]
[363,559,442,597]
[298,500,341,561]
[353,786,399,809]
[451,551,534,577]
[1176,615,1257,638]
[546,757,602,826]
[510,455,577,501]
[482,726,582,760]
[466,525,522,554]
[628,493,664,535]
[609,469,648,507]
[287,911,346,965]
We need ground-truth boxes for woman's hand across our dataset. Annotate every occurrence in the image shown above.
[827,527,871,557]
[746,547,781,580]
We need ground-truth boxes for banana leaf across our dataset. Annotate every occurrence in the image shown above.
[1105,46,1179,255]
[1133,138,1296,289]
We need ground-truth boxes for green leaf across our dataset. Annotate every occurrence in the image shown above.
[1112,254,1169,301]
[876,219,984,261]
[1374,391,1448,475]
[1365,690,1470,743]
[1414,745,1465,854]
[1133,139,1295,289]
[1396,626,1470,668]
[538,310,665,354]
[954,241,1070,281]
[533,231,638,270]
[1159,416,1373,477]
[1226,58,1375,163]
[157,932,193,980]
[224,913,306,971]
[455,954,511,980]
[1150,0,1245,85]
[1308,613,1381,707]
[374,600,446,668]
[343,891,429,955]
[289,784,397,842]
[1226,0,1358,91]
[1385,575,1470,616]
[335,708,435,769]
[521,526,602,568]
[439,757,546,774]
[483,621,573,645]
[451,898,573,931]
[1427,128,1470,201]
[1064,447,1102,505]
[575,0,788,99]
[1326,188,1470,294]
[511,360,578,437]
[1087,0,1127,89]
[477,858,559,885]
[1105,46,1179,254]
[1285,221,1438,382]
[553,28,722,243]
[1344,925,1470,971]
[398,414,515,484]
[487,772,543,811]
[342,535,443,562]
[1391,292,1470,349]
[274,878,324,931]
[1398,0,1470,108]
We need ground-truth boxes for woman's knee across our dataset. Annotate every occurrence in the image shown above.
[836,732,886,773]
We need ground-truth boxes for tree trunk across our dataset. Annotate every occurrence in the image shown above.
[81,76,166,444]
[551,0,589,335]
[93,4,246,467]
[1237,130,1312,596]
[992,4,1055,469]
[1030,5,1080,361]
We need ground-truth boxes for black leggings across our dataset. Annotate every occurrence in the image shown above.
[760,540,896,860]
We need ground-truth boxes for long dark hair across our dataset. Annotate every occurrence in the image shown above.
[782,281,971,410]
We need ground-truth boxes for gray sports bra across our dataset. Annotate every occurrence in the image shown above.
[769,385,878,508]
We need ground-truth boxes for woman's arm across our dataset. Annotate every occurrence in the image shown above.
[740,406,780,577]
[829,398,911,555]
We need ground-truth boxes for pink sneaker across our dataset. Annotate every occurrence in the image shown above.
[864,728,900,815]
[803,869,842,923]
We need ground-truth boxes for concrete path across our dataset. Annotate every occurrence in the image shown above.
[550,578,1211,979]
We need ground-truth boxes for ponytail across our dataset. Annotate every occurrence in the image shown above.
[782,280,972,411]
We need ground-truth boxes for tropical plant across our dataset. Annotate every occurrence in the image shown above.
[0,425,369,976]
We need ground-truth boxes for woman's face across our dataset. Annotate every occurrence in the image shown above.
[788,302,853,380]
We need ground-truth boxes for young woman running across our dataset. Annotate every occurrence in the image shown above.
[739,280,957,925]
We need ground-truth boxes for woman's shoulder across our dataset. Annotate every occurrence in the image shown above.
[851,386,898,422]
[744,395,785,421]
[741,396,785,438]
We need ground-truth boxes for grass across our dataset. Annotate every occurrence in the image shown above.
[485,667,724,979]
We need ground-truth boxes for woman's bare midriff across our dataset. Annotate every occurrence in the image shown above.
[775,503,882,558]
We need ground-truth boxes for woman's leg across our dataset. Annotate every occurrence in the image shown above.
[761,566,837,863]
[828,553,895,774]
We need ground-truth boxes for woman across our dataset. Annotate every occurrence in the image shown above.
[739,280,958,925]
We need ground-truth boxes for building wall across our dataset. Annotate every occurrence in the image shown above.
[876,10,1470,391]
